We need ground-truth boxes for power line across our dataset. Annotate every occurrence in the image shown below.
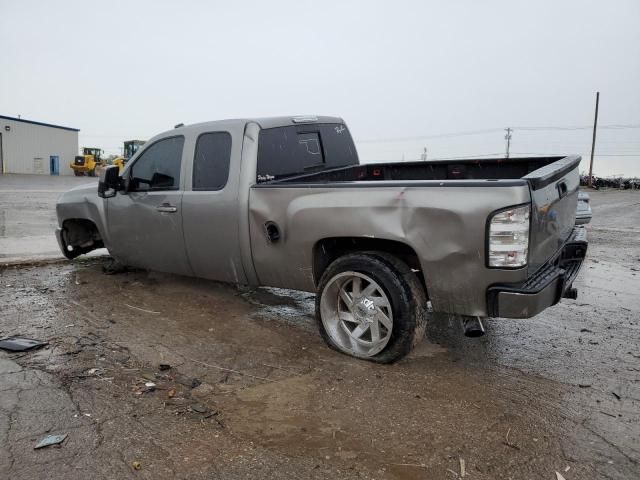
[510,152,640,157]
[408,153,506,161]
[513,124,640,131]
[356,128,503,144]
[356,123,640,144]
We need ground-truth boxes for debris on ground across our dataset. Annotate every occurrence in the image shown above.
[124,304,161,315]
[502,427,520,450]
[612,391,622,400]
[34,433,68,449]
[191,382,215,401]
[132,461,142,470]
[159,363,172,371]
[133,381,157,395]
[141,370,157,381]
[459,458,466,477]
[102,260,131,275]
[600,410,618,418]
[0,337,48,352]
[190,403,208,413]
[555,472,566,480]
[174,374,201,389]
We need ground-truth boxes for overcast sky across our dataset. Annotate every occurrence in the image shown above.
[1,0,639,176]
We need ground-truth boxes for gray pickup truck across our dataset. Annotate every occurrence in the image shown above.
[56,116,588,363]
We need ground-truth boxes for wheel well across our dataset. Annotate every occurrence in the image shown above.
[61,219,104,258]
[313,237,426,292]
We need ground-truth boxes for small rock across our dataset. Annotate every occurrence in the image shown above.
[190,403,208,413]
[191,382,215,401]
[175,374,201,389]
[144,382,156,391]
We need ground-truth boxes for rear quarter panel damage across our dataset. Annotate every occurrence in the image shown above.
[249,183,532,317]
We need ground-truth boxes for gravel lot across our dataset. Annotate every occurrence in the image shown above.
[0,174,638,479]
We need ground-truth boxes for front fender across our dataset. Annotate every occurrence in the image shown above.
[55,184,111,253]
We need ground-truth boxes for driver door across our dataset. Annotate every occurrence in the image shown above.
[106,135,192,276]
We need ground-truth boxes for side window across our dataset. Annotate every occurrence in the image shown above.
[192,132,232,191]
[129,136,184,191]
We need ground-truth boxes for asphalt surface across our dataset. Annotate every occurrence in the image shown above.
[0,174,639,479]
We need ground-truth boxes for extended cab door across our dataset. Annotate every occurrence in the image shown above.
[106,135,192,276]
[181,128,247,284]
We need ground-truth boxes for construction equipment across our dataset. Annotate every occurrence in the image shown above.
[71,147,103,176]
[113,140,145,171]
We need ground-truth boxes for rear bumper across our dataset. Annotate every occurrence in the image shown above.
[575,212,592,225]
[487,227,588,318]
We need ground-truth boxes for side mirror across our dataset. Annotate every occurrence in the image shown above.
[98,165,120,198]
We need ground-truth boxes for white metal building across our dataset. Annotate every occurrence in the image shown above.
[0,115,79,176]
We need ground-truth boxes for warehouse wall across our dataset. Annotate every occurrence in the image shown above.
[0,118,79,176]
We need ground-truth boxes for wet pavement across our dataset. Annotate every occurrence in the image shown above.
[0,174,100,263]
[0,177,639,479]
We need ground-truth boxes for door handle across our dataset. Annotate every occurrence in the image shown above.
[557,181,568,198]
[156,204,178,213]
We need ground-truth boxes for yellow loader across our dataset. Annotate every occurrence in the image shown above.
[112,140,145,172]
[71,147,104,177]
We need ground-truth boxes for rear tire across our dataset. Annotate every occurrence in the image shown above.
[316,252,427,363]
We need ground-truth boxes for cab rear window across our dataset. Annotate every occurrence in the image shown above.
[257,123,358,182]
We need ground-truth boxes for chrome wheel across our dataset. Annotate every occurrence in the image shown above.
[319,271,393,358]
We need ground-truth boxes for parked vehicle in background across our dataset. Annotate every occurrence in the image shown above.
[70,147,104,176]
[580,174,640,190]
[55,116,588,363]
[576,191,592,225]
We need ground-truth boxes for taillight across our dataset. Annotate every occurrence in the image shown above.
[488,205,530,268]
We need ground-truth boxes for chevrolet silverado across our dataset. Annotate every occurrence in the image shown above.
[56,116,588,362]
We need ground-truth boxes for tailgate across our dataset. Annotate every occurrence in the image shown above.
[523,155,581,274]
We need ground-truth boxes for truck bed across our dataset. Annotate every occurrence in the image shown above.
[264,156,579,188]
[252,154,582,310]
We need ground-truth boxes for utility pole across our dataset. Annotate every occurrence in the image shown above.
[588,91,600,187]
[504,128,512,158]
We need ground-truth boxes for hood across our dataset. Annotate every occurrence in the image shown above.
[57,183,99,204]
